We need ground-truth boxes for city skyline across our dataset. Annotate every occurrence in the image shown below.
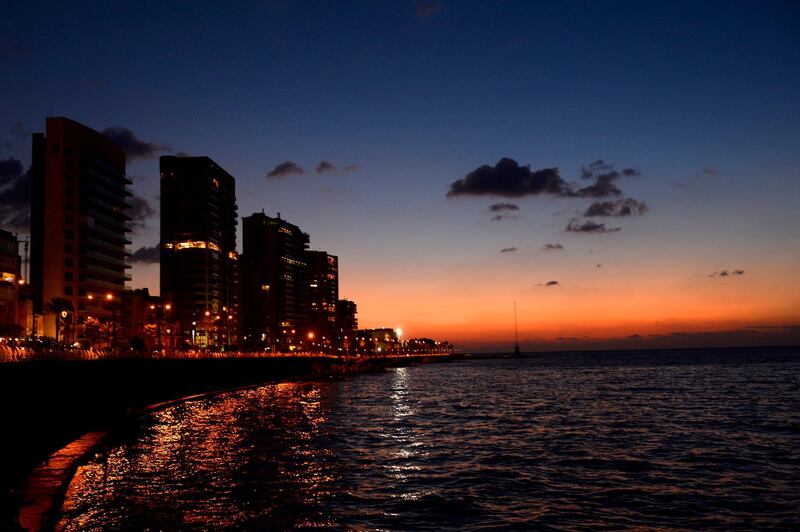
[2,1,799,350]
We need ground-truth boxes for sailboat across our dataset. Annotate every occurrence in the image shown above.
[513,300,521,357]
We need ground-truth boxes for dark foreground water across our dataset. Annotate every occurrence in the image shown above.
[58,347,800,530]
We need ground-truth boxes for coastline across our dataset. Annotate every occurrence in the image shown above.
[4,353,460,531]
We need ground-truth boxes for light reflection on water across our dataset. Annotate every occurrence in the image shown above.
[57,349,800,530]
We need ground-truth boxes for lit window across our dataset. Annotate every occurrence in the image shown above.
[175,240,221,252]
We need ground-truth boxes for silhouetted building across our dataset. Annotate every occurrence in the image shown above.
[0,229,22,334]
[240,212,309,350]
[160,156,238,348]
[335,299,357,353]
[357,327,399,354]
[30,117,131,339]
[306,251,338,349]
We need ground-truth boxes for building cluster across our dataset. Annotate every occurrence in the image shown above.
[0,116,437,355]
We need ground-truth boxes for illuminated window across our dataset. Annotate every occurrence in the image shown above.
[228,251,238,260]
[175,240,221,252]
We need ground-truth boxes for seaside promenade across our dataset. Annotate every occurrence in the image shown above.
[0,349,459,530]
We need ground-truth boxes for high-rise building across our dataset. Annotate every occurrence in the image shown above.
[335,299,358,353]
[160,156,239,348]
[30,117,131,339]
[306,251,338,348]
[240,212,309,350]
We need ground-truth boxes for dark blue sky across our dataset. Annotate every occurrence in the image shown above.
[2,1,799,347]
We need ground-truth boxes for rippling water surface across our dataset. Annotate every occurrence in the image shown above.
[58,347,800,530]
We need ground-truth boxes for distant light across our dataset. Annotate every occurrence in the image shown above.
[308,332,315,339]
[87,294,93,300]
[395,328,403,338]
[105,293,113,301]
[165,304,172,310]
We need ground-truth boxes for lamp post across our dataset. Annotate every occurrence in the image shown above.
[106,293,116,353]
[149,302,172,354]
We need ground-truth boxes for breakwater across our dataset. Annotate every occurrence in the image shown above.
[0,353,459,530]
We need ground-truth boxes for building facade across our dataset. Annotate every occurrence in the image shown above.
[30,117,131,340]
[160,156,239,348]
[335,299,358,353]
[0,229,22,335]
[306,251,338,349]
[240,212,310,351]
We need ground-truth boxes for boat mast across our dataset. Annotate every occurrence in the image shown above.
[513,300,520,354]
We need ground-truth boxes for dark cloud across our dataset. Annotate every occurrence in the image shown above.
[574,159,639,198]
[128,194,155,232]
[491,214,518,222]
[0,157,23,179]
[417,0,444,17]
[130,245,160,264]
[710,269,745,278]
[543,243,564,251]
[500,247,518,253]
[545,280,559,286]
[703,167,718,176]
[566,218,620,234]
[488,202,519,212]
[584,198,649,217]
[596,263,603,268]
[342,164,361,174]
[267,161,305,178]
[448,158,639,199]
[0,157,31,232]
[447,158,569,198]
[102,127,170,160]
[316,161,336,174]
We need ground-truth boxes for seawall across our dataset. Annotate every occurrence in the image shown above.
[0,353,459,530]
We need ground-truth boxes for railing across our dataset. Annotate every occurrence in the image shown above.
[0,343,455,363]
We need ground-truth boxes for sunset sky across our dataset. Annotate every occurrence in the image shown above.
[2,1,799,350]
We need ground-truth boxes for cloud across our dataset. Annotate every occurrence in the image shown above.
[584,198,649,217]
[447,158,569,198]
[596,263,603,268]
[574,159,639,198]
[543,243,564,250]
[128,194,155,232]
[101,127,170,160]
[417,0,444,17]
[267,161,305,178]
[488,202,519,212]
[448,158,639,199]
[316,161,336,174]
[703,167,718,176]
[710,269,745,278]
[491,214,519,222]
[0,157,31,232]
[130,245,160,264]
[342,164,361,174]
[565,218,620,234]
[500,247,518,253]
[545,280,559,286]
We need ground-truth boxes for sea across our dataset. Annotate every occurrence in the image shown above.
[57,347,800,530]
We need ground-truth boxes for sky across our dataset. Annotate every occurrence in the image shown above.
[1,0,799,351]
